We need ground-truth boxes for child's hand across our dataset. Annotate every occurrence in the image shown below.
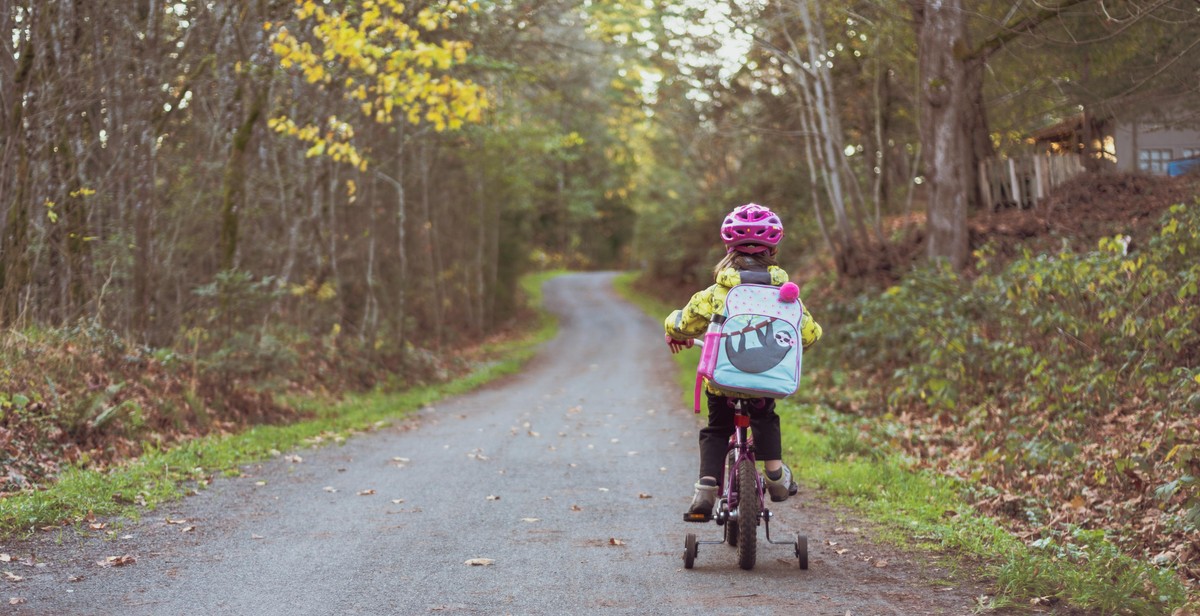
[665,334,693,354]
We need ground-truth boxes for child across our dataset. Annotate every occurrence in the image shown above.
[664,203,822,520]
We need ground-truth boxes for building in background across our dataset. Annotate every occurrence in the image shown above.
[1110,103,1200,176]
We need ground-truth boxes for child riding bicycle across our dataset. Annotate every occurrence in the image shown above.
[664,203,822,520]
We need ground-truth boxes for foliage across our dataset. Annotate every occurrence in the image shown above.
[267,0,489,168]
[826,200,1200,595]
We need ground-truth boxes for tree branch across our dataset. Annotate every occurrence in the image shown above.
[971,0,1092,60]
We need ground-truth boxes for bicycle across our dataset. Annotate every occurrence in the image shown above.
[681,395,808,571]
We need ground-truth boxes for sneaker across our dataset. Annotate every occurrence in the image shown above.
[684,481,718,521]
[764,464,798,503]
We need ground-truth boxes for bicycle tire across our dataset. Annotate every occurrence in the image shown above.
[724,451,737,547]
[735,457,758,570]
[684,533,698,569]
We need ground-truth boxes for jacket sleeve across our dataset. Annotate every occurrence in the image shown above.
[800,308,822,349]
[664,285,718,340]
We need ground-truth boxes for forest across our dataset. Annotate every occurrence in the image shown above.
[2,0,1200,609]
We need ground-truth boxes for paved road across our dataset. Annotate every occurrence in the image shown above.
[5,272,991,615]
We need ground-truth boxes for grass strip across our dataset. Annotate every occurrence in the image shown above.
[613,271,1192,615]
[0,270,563,538]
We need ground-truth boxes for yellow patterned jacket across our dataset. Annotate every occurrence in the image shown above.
[664,265,822,397]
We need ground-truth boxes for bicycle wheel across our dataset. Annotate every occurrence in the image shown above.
[735,457,759,570]
[683,533,698,569]
[724,451,737,547]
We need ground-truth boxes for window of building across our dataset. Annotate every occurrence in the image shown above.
[1183,148,1200,160]
[1139,149,1173,174]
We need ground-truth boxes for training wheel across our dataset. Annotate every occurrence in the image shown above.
[683,533,698,569]
[795,533,808,570]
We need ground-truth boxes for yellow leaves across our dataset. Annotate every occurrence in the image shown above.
[288,279,336,301]
[69,187,96,198]
[267,0,487,169]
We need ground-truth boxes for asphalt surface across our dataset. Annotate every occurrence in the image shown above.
[3,272,993,615]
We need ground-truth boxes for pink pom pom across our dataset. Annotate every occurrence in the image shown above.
[778,282,800,303]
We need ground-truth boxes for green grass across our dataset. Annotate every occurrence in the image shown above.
[0,271,564,538]
[615,271,1193,615]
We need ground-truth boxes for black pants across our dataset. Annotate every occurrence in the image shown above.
[698,392,782,480]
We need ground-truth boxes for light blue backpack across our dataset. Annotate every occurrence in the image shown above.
[693,283,804,412]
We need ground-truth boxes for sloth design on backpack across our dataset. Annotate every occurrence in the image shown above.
[693,283,805,412]
[724,317,794,374]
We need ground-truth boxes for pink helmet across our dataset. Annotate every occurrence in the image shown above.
[720,203,783,253]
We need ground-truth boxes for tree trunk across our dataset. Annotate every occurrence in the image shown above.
[0,23,36,326]
[915,0,971,271]
[220,86,265,272]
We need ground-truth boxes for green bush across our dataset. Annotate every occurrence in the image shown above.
[829,200,1200,552]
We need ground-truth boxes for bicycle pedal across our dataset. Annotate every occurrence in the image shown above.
[683,512,711,523]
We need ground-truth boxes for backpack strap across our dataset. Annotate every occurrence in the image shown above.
[738,270,773,285]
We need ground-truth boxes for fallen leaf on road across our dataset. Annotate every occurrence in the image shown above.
[165,518,187,525]
[391,499,405,504]
[609,538,626,546]
[97,555,136,568]
[597,488,609,492]
[874,559,889,568]
[9,597,25,605]
[89,522,106,531]
[486,495,500,501]
[285,455,303,464]
[181,526,196,533]
[835,549,848,555]
[251,534,265,540]
[4,571,23,582]
[464,558,494,566]
[255,481,267,486]
[521,518,540,523]
[69,576,84,582]
[358,489,376,496]
[323,486,338,493]
[638,493,653,499]
[570,505,583,512]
